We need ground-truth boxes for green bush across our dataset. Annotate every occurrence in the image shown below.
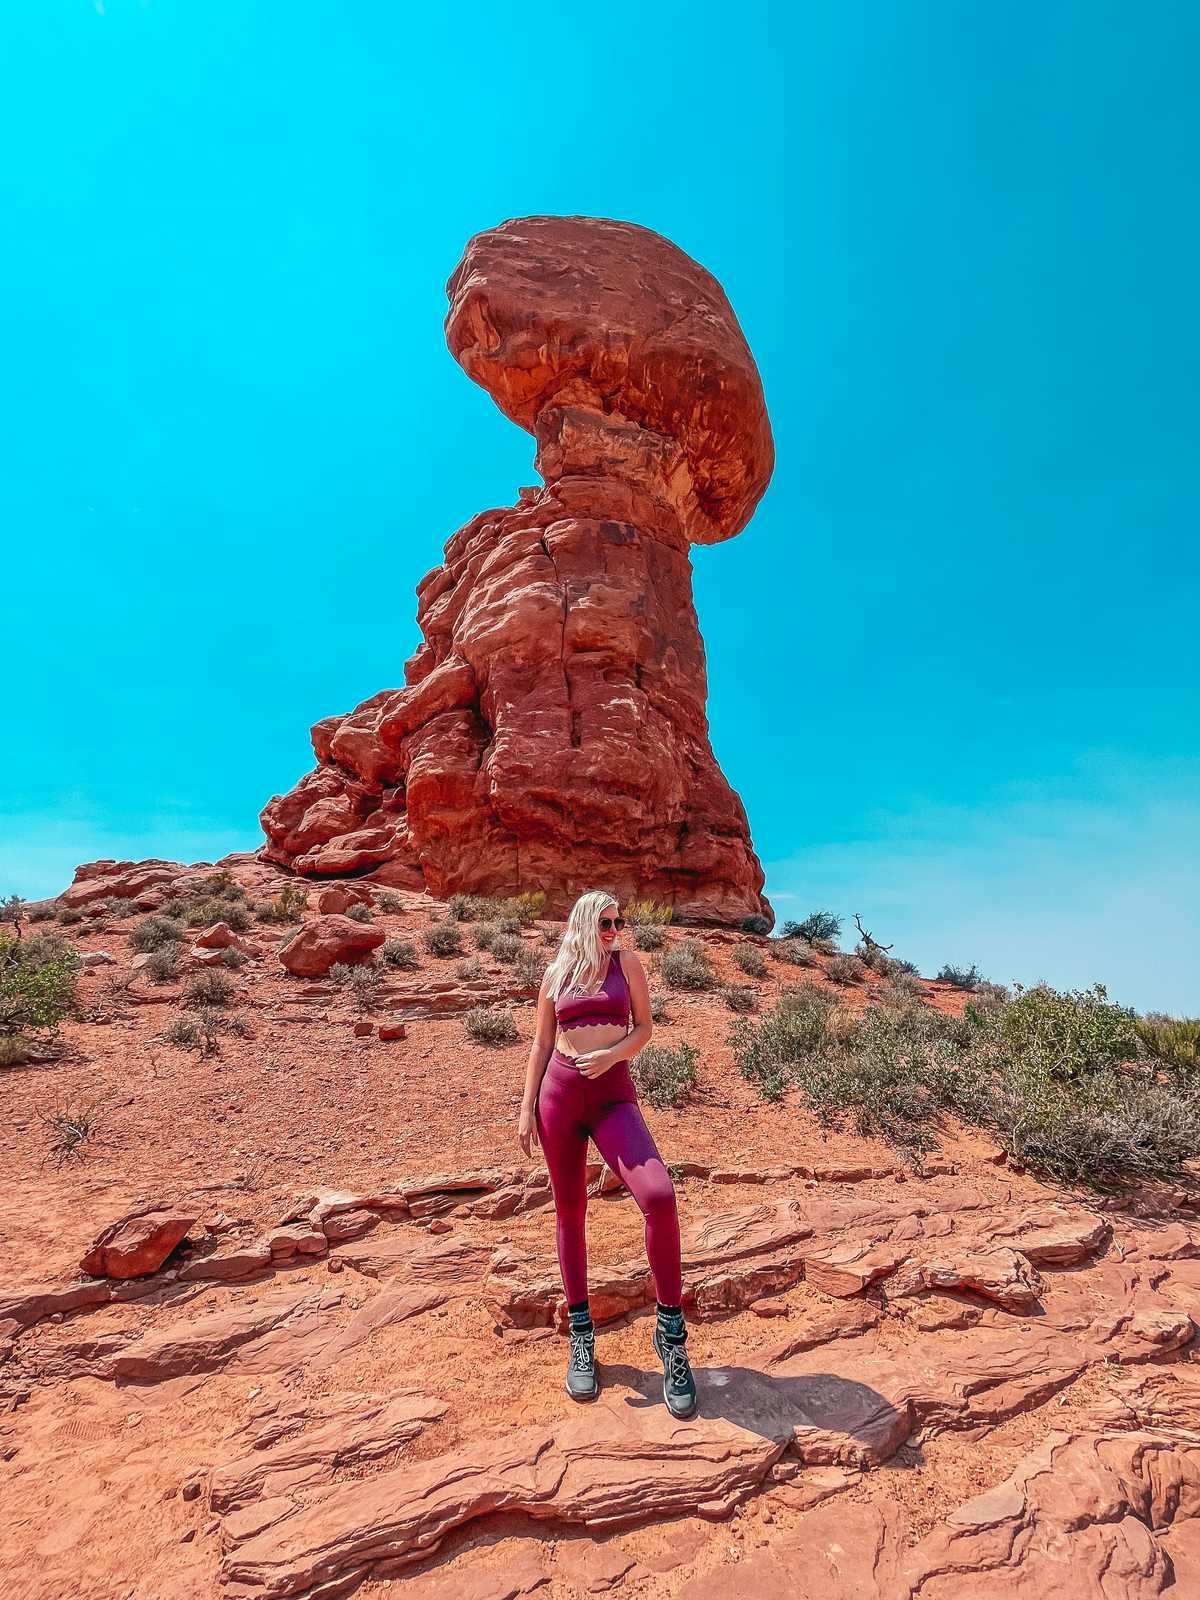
[464,1005,517,1044]
[937,962,981,990]
[0,932,81,1042]
[447,893,474,922]
[1134,1014,1200,1074]
[382,938,420,970]
[471,921,501,952]
[634,924,665,951]
[632,1041,698,1109]
[782,911,841,945]
[728,981,838,1101]
[456,955,485,980]
[625,898,674,927]
[424,922,463,957]
[734,943,768,979]
[660,938,714,991]
[101,896,138,918]
[740,914,771,935]
[989,982,1140,1083]
[131,915,187,952]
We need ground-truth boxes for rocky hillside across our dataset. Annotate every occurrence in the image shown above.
[2,853,1199,1599]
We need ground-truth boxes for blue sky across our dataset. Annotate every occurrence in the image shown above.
[1,3,1196,1013]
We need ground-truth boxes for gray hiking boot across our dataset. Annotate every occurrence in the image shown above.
[565,1325,598,1401]
[653,1312,697,1418]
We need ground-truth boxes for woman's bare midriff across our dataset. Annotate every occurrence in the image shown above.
[554,1021,632,1062]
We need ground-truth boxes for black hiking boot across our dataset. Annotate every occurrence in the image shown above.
[653,1304,697,1419]
[565,1303,598,1401]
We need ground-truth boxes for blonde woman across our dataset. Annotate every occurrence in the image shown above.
[517,889,696,1417]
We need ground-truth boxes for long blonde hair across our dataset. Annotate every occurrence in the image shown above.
[545,889,621,1003]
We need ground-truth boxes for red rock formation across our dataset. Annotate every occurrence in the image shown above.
[258,215,775,927]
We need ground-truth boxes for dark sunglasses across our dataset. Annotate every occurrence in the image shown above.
[598,916,625,931]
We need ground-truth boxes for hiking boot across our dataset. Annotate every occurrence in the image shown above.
[565,1325,598,1401]
[653,1311,697,1419]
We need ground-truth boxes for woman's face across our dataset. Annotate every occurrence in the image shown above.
[597,905,621,947]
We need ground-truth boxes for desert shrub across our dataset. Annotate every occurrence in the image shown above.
[541,924,563,947]
[146,946,183,983]
[464,1005,517,1045]
[494,914,520,936]
[377,890,403,912]
[728,981,838,1101]
[219,947,248,969]
[632,1041,699,1109]
[456,955,485,980]
[660,938,714,991]
[988,982,1140,1084]
[650,994,670,1023]
[257,883,309,924]
[625,898,674,927]
[57,905,83,925]
[721,984,758,1013]
[782,911,841,945]
[162,1014,199,1047]
[28,903,56,922]
[826,954,867,986]
[791,1004,962,1158]
[182,969,235,1008]
[634,924,665,951]
[888,970,926,999]
[490,932,522,964]
[0,931,81,1043]
[771,937,816,967]
[733,942,767,979]
[340,963,383,1014]
[937,962,981,990]
[856,943,902,977]
[447,893,474,921]
[0,1035,36,1067]
[515,946,544,987]
[382,937,420,970]
[101,896,138,918]
[1136,1014,1200,1074]
[423,922,463,957]
[345,903,372,924]
[740,914,771,935]
[131,914,187,952]
[472,921,501,952]
[510,890,546,925]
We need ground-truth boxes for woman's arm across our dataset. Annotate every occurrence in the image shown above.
[517,972,558,1153]
[574,948,654,1076]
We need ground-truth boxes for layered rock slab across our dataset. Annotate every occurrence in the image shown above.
[259,215,774,925]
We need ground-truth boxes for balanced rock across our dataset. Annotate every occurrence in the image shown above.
[258,215,774,927]
[277,915,386,977]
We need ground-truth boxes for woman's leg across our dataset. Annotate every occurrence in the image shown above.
[534,1063,591,1304]
[589,1099,682,1305]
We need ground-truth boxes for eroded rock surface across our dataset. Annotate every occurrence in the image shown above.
[259,215,774,925]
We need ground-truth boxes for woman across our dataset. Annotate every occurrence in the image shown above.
[517,889,697,1418]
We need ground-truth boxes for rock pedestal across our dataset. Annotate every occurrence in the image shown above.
[259,215,775,926]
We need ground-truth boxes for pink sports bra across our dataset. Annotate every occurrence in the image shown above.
[554,951,631,1030]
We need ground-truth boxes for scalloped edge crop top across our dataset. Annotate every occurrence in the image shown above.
[553,951,631,1029]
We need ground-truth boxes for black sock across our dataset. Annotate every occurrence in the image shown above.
[567,1298,593,1334]
[656,1301,686,1340]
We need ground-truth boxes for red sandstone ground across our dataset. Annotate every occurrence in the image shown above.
[3,855,1200,1600]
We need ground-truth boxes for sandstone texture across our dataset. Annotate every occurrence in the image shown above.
[258,215,775,925]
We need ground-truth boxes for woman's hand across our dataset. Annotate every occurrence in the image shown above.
[575,1048,621,1079]
[517,1103,539,1158]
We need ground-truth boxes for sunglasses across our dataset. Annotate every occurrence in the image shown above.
[598,916,625,931]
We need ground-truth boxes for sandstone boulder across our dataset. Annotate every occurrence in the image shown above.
[80,1205,198,1279]
[277,915,386,977]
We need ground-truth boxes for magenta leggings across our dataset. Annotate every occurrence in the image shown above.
[535,1049,682,1305]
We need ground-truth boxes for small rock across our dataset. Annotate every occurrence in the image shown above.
[353,1022,374,1037]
